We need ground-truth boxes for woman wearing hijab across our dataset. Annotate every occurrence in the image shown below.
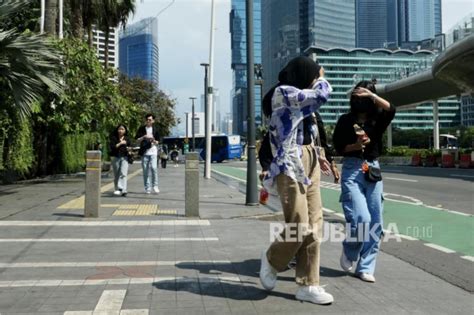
[333,80,395,283]
[259,56,334,305]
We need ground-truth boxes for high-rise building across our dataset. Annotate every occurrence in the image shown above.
[119,18,159,87]
[230,0,262,136]
[305,46,460,129]
[262,0,355,93]
[91,26,119,69]
[356,0,398,49]
[356,0,442,49]
[407,0,438,41]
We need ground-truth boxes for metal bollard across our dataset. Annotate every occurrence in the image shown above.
[185,152,199,217]
[85,151,101,218]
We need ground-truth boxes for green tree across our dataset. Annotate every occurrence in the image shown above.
[0,0,63,118]
[119,74,178,137]
[97,0,135,68]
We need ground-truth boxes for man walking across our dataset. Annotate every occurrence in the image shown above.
[135,113,160,194]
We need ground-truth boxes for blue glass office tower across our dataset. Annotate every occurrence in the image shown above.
[262,0,355,93]
[230,0,262,135]
[356,0,401,49]
[356,0,442,49]
[119,18,159,87]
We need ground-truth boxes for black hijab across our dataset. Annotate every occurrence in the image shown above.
[262,56,321,117]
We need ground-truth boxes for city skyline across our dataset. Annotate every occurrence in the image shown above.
[128,0,473,136]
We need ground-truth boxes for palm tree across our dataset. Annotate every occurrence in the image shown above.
[69,0,84,38]
[45,0,58,36]
[0,1,63,118]
[98,0,135,68]
[82,0,99,47]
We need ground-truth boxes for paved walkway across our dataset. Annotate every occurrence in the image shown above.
[0,162,472,314]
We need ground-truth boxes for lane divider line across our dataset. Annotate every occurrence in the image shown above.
[0,237,219,243]
[424,243,456,254]
[0,220,210,226]
[460,256,474,262]
[0,260,232,268]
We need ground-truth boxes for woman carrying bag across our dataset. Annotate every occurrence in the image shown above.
[259,56,334,305]
[109,124,131,197]
[333,80,395,283]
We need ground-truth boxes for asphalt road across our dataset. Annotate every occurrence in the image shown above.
[223,160,474,215]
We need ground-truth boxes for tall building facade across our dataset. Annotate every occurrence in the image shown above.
[262,0,355,93]
[91,26,119,69]
[305,47,460,129]
[356,0,442,49]
[230,0,262,136]
[356,0,398,49]
[119,18,159,87]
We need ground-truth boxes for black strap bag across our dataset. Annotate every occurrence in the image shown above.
[365,166,382,182]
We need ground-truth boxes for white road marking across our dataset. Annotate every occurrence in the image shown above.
[0,237,219,243]
[424,243,456,254]
[450,174,474,179]
[0,220,210,226]
[64,289,149,315]
[0,276,243,288]
[460,256,474,262]
[385,177,418,183]
[0,260,231,268]
[95,290,126,311]
[397,234,419,241]
[216,167,472,216]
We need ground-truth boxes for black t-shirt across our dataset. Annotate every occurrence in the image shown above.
[333,104,396,161]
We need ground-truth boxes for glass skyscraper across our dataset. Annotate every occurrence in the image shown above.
[305,47,460,129]
[119,18,159,87]
[262,0,355,93]
[230,0,262,135]
[356,0,442,49]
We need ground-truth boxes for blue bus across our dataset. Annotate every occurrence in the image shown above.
[162,135,242,162]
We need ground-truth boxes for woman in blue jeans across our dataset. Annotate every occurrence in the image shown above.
[333,80,395,283]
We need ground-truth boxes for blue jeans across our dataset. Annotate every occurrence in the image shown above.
[142,154,158,191]
[340,157,384,275]
[111,157,129,192]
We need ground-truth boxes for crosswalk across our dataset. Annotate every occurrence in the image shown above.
[0,218,234,314]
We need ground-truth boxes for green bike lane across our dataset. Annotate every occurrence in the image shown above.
[212,165,474,257]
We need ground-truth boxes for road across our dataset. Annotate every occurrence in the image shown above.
[223,160,474,215]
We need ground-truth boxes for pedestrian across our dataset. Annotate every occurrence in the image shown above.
[135,113,160,194]
[160,144,168,169]
[170,145,179,167]
[259,56,334,305]
[333,80,395,283]
[109,124,131,197]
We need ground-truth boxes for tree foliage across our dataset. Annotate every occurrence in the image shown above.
[119,74,178,137]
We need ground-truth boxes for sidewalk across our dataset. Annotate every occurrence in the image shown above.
[0,162,472,314]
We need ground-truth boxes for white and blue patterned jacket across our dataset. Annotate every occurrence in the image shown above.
[263,78,332,194]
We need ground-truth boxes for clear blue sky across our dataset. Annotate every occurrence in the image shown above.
[128,0,474,136]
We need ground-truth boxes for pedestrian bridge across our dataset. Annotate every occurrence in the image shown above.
[375,34,474,149]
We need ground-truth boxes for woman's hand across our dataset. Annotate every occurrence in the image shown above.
[259,171,268,182]
[344,137,365,153]
[352,87,374,98]
[318,157,331,176]
[319,66,325,78]
[331,162,340,184]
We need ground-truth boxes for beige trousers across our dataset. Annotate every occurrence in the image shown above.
[267,145,323,286]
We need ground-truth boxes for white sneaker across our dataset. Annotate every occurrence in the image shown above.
[340,250,353,272]
[113,190,121,196]
[153,186,160,194]
[357,273,376,283]
[145,189,151,194]
[259,250,277,291]
[295,285,334,305]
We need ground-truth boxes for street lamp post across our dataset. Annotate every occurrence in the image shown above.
[200,63,210,176]
[185,112,189,139]
[245,0,258,206]
[189,97,197,151]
